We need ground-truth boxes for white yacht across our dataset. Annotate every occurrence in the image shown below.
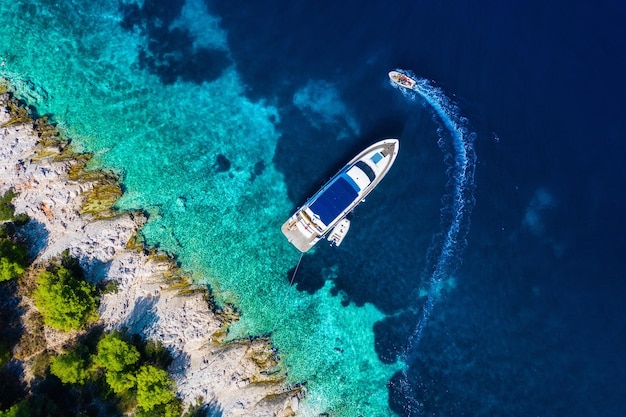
[281,139,399,252]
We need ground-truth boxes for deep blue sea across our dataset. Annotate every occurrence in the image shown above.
[2,0,625,416]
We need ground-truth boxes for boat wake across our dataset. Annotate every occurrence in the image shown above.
[389,69,477,412]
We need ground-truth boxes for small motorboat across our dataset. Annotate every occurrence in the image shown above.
[388,70,417,89]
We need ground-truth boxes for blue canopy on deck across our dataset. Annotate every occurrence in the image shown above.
[309,175,359,225]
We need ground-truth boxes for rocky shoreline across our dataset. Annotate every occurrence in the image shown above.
[0,90,302,416]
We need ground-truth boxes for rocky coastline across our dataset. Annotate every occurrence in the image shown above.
[0,88,302,416]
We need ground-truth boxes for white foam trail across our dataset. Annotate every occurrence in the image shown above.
[391,69,476,361]
[388,69,477,416]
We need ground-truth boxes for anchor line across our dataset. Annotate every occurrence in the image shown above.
[272,252,305,332]
[289,252,305,286]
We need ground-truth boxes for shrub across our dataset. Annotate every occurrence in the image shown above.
[0,190,16,221]
[31,351,51,378]
[50,350,90,384]
[143,339,172,369]
[0,395,61,417]
[0,239,26,282]
[135,400,182,417]
[33,264,98,331]
[98,280,119,294]
[0,401,29,417]
[0,191,28,225]
[0,258,24,282]
[135,365,175,411]
[10,214,29,226]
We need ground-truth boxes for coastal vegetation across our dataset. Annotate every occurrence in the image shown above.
[0,192,28,283]
[0,190,17,221]
[0,190,29,225]
[47,332,182,416]
[0,330,186,416]
[0,186,184,416]
[0,237,26,282]
[32,257,99,331]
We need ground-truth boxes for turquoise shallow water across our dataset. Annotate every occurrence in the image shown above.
[1,1,402,415]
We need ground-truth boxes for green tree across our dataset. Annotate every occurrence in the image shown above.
[135,400,182,417]
[95,334,140,372]
[0,401,29,417]
[105,369,137,394]
[163,401,183,417]
[0,239,26,282]
[0,396,61,417]
[33,264,98,331]
[0,190,16,221]
[95,334,140,393]
[135,365,175,411]
[50,350,90,384]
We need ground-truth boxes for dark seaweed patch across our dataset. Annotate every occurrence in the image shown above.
[213,154,231,173]
[119,0,230,85]
[249,160,266,182]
